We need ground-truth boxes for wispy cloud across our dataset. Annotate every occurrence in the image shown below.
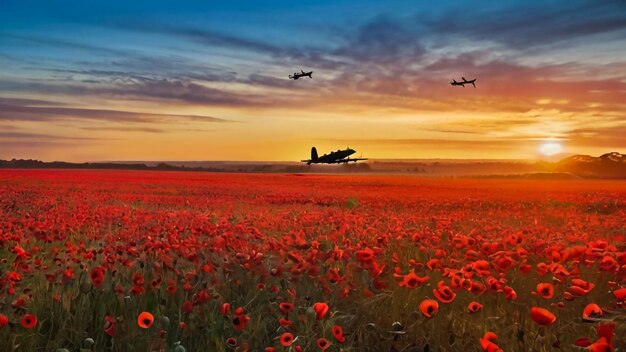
[0,77,268,108]
[567,125,626,148]
[77,126,212,133]
[79,126,167,133]
[0,131,116,141]
[0,99,230,123]
[1,32,131,56]
[120,22,285,56]
[326,137,534,151]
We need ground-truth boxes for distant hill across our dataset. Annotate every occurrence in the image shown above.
[0,159,222,172]
[555,152,626,178]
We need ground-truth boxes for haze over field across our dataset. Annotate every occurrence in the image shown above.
[1,0,625,162]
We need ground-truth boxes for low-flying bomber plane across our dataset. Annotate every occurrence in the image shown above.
[301,147,368,165]
[450,77,476,88]
[289,69,313,80]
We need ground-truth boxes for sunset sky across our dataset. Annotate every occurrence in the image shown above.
[1,0,625,161]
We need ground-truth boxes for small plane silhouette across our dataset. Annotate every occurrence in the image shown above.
[301,147,367,165]
[289,69,313,80]
[450,77,476,88]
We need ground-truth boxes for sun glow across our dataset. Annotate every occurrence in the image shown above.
[539,142,562,156]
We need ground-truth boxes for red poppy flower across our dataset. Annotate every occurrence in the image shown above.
[502,286,517,301]
[356,248,374,263]
[7,271,21,283]
[104,315,115,336]
[233,313,250,331]
[326,267,343,283]
[571,278,594,291]
[470,281,486,294]
[419,299,439,318]
[596,322,615,346]
[193,289,210,305]
[279,302,294,314]
[480,332,502,352]
[12,297,26,308]
[20,314,37,329]
[182,300,193,314]
[89,267,105,287]
[130,284,145,295]
[587,338,612,352]
[137,311,154,329]
[433,281,456,303]
[574,319,612,351]
[226,337,237,347]
[132,272,144,285]
[316,338,331,351]
[0,314,8,328]
[221,302,231,316]
[265,348,275,352]
[313,302,329,320]
[569,279,595,296]
[426,258,441,271]
[574,337,592,347]
[468,301,483,314]
[63,268,75,281]
[472,260,491,276]
[280,332,294,347]
[613,287,626,304]
[582,303,603,322]
[530,307,556,325]
[332,325,345,343]
[535,283,554,299]
[399,270,429,289]
[278,318,294,327]
[563,291,575,301]
[482,332,497,343]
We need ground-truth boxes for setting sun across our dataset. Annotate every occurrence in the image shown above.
[539,142,563,156]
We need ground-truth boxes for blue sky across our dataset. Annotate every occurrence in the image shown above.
[1,0,625,161]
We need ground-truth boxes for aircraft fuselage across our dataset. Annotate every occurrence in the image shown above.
[316,149,355,164]
[301,147,366,165]
[290,71,313,80]
[450,77,476,87]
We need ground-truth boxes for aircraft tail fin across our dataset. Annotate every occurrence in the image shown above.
[311,147,318,161]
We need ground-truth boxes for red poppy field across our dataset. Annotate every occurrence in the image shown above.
[0,170,624,351]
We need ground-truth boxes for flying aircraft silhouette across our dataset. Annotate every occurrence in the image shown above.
[289,69,313,80]
[450,77,476,88]
[301,147,368,165]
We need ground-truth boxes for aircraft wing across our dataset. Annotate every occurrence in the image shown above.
[331,158,368,163]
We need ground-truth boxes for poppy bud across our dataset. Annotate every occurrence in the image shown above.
[160,316,170,330]
[83,338,94,348]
